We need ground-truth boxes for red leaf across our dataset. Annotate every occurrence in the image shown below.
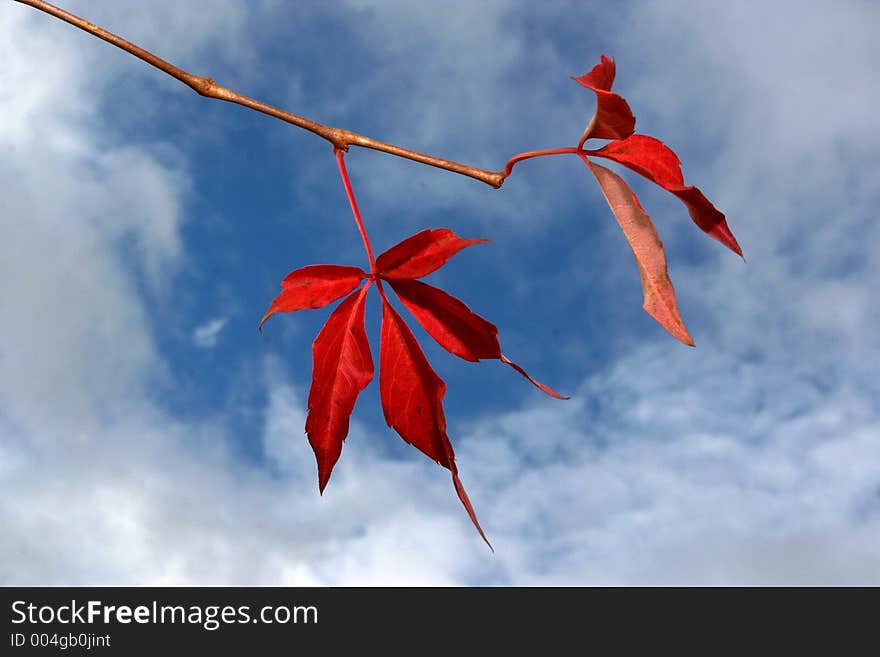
[306,283,374,493]
[671,186,743,259]
[388,278,498,361]
[587,135,743,257]
[388,278,567,399]
[573,55,636,141]
[583,156,695,346]
[379,291,491,548]
[375,228,488,280]
[588,135,684,187]
[260,264,367,331]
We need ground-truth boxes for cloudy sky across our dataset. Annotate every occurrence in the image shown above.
[1,0,878,585]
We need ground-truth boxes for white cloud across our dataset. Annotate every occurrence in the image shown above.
[0,7,184,439]
[193,318,229,349]
[462,346,880,584]
[4,342,879,585]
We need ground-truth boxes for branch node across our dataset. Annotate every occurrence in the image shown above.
[330,132,350,151]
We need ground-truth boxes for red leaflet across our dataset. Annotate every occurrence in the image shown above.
[573,54,636,142]
[306,283,374,493]
[588,135,684,187]
[379,291,491,549]
[388,278,497,360]
[259,264,367,331]
[586,135,743,257]
[669,186,743,259]
[375,228,488,279]
[583,156,694,346]
[388,278,567,399]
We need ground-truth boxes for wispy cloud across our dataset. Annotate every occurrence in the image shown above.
[193,318,229,349]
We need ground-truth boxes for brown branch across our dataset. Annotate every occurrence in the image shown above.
[14,0,508,188]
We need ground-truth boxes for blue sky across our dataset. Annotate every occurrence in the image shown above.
[1,0,878,584]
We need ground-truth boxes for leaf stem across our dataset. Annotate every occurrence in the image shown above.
[577,113,598,151]
[375,277,388,302]
[501,147,582,177]
[15,0,508,189]
[335,149,376,274]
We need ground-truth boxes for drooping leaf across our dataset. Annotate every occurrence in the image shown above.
[379,291,491,548]
[573,54,636,141]
[388,278,567,399]
[582,156,694,346]
[260,264,367,331]
[306,283,374,492]
[586,135,743,257]
[375,228,488,280]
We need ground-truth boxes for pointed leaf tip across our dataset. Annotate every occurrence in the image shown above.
[573,54,616,91]
[452,470,493,551]
[501,355,569,400]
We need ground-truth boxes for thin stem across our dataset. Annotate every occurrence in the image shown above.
[577,113,598,151]
[501,147,582,178]
[335,149,376,274]
[15,0,506,188]
[375,277,389,302]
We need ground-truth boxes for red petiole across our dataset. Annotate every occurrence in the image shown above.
[501,146,583,178]
[334,149,377,275]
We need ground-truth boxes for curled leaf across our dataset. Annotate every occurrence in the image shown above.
[260,264,367,331]
[375,228,488,280]
[573,54,636,142]
[582,156,695,346]
[587,135,743,257]
[306,283,374,492]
